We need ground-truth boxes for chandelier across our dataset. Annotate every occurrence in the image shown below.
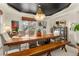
[34,5,46,21]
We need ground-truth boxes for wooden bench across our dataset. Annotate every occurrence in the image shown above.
[7,40,70,56]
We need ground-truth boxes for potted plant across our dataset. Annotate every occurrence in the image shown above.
[74,24,79,31]
[37,29,41,36]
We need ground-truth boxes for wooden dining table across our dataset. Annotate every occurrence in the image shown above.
[4,34,60,46]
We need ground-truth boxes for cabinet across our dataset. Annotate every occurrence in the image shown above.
[52,21,68,41]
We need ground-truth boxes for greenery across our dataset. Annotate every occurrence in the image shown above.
[74,24,79,31]
[37,29,41,32]
[71,23,79,31]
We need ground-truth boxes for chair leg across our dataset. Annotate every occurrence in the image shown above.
[3,46,7,56]
[3,50,5,56]
[18,45,21,51]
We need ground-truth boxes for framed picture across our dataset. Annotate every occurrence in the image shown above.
[11,20,19,33]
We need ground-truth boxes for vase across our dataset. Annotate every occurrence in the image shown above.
[37,32,41,36]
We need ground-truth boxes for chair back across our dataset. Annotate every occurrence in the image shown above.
[0,34,6,45]
[0,35,3,48]
[2,32,12,42]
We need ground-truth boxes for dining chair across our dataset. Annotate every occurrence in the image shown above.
[0,35,5,56]
[0,32,21,55]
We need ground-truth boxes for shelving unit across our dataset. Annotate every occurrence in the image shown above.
[53,21,68,41]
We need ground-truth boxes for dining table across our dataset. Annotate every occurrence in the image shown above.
[4,34,60,46]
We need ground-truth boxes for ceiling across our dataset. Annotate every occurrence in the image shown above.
[7,3,71,16]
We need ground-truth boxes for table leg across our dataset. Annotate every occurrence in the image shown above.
[77,53,79,56]
[77,48,79,56]
[47,51,51,56]
[75,45,79,56]
[62,45,67,52]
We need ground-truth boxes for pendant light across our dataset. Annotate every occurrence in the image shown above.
[34,5,45,21]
